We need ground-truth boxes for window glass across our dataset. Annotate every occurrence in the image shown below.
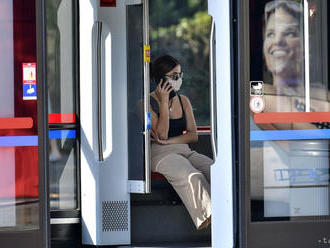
[0,0,39,230]
[49,131,78,210]
[250,0,330,221]
[150,0,211,126]
[46,0,76,114]
[46,0,78,211]
[127,5,145,181]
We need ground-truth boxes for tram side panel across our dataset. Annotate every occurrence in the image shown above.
[80,1,130,245]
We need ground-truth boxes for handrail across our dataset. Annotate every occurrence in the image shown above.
[304,0,310,112]
[96,21,104,161]
[143,0,151,193]
[209,19,217,162]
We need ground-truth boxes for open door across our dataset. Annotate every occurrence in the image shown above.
[127,0,151,194]
[79,0,149,245]
[0,0,49,247]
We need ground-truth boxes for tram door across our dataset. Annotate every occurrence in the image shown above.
[0,1,49,248]
[237,0,330,247]
[79,0,149,246]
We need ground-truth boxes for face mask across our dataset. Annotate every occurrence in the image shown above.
[169,78,182,91]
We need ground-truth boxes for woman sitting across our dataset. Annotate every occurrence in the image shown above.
[150,54,212,230]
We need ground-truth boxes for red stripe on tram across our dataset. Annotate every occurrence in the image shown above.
[197,126,211,133]
[0,117,33,129]
[254,112,330,124]
[48,113,76,124]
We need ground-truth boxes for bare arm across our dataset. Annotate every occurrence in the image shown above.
[150,79,173,140]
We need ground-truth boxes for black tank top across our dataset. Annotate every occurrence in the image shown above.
[150,94,187,138]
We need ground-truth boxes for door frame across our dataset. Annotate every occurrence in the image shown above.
[0,0,50,247]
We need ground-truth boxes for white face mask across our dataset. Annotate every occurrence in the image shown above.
[169,78,182,91]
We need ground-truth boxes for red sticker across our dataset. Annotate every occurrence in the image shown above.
[100,0,116,7]
[22,63,36,84]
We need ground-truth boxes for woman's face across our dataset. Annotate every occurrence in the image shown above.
[166,65,181,77]
[263,8,302,79]
[165,65,183,91]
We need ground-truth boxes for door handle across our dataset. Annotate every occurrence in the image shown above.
[303,0,310,112]
[96,21,104,161]
[209,19,217,162]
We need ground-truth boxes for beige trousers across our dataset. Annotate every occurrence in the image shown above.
[151,143,212,229]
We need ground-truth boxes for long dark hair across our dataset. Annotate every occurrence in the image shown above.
[150,55,180,83]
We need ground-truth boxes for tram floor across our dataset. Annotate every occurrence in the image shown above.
[130,179,211,246]
[119,244,211,248]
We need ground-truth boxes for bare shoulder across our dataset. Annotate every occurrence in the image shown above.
[179,95,193,111]
[179,94,191,104]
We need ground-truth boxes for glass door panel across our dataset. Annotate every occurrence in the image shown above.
[46,0,79,211]
[46,0,76,115]
[0,0,39,231]
[249,0,330,222]
[49,133,77,210]
[127,1,151,193]
[0,0,48,247]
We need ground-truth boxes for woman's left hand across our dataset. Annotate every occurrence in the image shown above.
[151,129,169,145]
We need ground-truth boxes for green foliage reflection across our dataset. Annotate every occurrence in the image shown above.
[150,0,211,126]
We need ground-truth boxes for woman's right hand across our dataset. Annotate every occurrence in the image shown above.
[151,129,168,145]
[155,78,173,104]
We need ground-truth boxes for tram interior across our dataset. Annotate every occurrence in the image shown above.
[127,1,212,246]
[46,0,213,247]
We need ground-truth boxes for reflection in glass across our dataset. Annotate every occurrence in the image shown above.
[250,0,330,221]
[0,0,39,230]
[46,0,76,114]
[49,133,77,210]
[0,147,39,230]
[46,0,78,211]
[149,1,211,126]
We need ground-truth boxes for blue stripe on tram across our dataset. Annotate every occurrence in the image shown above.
[0,130,76,147]
[49,130,76,139]
[250,129,330,141]
[0,136,38,147]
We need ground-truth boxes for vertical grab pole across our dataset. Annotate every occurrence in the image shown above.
[210,19,217,161]
[304,0,310,112]
[143,0,151,193]
[96,21,104,161]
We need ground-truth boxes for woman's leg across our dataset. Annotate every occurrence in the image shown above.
[154,153,211,229]
[186,151,213,183]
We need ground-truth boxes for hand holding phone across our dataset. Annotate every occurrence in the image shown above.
[159,76,176,100]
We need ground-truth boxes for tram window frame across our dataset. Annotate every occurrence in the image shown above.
[46,0,81,216]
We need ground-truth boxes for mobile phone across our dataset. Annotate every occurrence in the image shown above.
[159,76,176,99]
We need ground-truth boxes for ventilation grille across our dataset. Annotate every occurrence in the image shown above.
[102,201,128,232]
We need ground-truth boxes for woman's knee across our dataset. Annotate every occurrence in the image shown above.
[155,153,196,181]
